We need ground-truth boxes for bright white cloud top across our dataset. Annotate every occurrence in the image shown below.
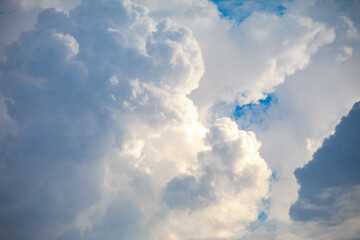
[0,0,359,240]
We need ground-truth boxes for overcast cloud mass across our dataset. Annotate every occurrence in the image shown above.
[0,0,359,239]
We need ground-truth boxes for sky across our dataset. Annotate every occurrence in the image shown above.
[0,0,359,239]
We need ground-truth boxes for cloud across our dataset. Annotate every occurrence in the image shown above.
[134,0,335,115]
[290,101,360,224]
[1,0,359,239]
[0,0,271,239]
[133,1,360,240]
[342,15,360,40]
[336,45,353,62]
[0,0,79,52]
[158,118,271,239]
[199,1,360,239]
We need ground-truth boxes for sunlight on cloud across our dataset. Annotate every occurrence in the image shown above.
[0,0,271,239]
[158,118,270,239]
[1,0,360,239]
[140,0,335,111]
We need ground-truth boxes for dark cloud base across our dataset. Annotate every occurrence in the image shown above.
[290,101,360,224]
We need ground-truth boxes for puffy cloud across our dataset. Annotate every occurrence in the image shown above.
[0,0,271,239]
[159,118,271,239]
[174,0,360,239]
[336,45,353,62]
[129,1,360,239]
[290,101,360,225]
[2,0,359,239]
[0,0,79,54]
[135,0,335,115]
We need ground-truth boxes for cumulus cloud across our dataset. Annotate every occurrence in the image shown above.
[0,0,271,239]
[1,0,360,239]
[0,0,79,52]
[133,0,360,239]
[159,118,270,239]
[290,101,360,225]
[134,0,335,115]
[182,1,360,239]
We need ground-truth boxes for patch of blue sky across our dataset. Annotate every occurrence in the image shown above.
[248,171,278,230]
[247,198,270,231]
[268,169,278,196]
[244,170,277,231]
[210,0,290,22]
[271,170,278,182]
[257,211,268,221]
[233,94,277,129]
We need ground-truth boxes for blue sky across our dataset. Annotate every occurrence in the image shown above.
[0,0,360,239]
[211,0,288,21]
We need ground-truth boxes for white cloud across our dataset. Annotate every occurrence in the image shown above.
[132,0,359,239]
[1,0,360,239]
[158,118,270,239]
[336,45,353,62]
[108,75,119,85]
[231,1,360,238]
[342,15,360,39]
[134,0,335,117]
[305,137,322,154]
[0,0,271,239]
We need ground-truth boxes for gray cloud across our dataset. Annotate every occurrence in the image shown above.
[290,101,360,224]
[163,175,214,210]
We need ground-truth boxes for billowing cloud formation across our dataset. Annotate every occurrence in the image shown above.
[0,0,271,239]
[2,0,359,239]
[159,118,270,239]
[135,0,335,111]
[290,101,360,226]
